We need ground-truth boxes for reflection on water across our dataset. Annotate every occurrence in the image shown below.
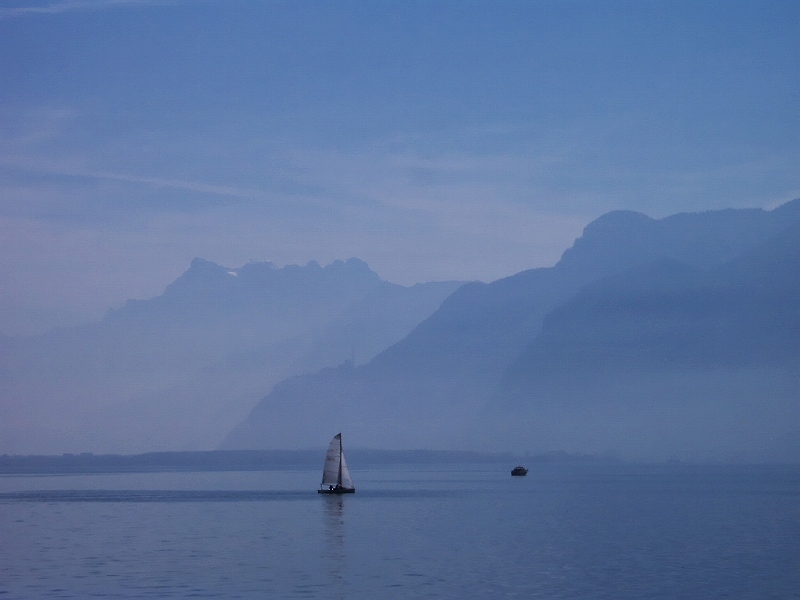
[322,494,346,591]
[323,493,346,530]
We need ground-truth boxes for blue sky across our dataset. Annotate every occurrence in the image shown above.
[1,0,798,334]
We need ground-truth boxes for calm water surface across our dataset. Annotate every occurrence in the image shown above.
[1,463,798,599]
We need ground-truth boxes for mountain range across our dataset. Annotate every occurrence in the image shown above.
[0,259,463,454]
[2,199,798,461]
[222,199,800,462]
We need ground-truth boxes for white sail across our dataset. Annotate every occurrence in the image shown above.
[320,433,355,491]
[338,450,354,489]
[321,434,342,486]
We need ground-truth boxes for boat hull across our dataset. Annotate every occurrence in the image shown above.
[318,488,355,494]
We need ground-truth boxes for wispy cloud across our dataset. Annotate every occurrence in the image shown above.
[0,0,177,20]
[0,153,263,201]
[83,171,264,200]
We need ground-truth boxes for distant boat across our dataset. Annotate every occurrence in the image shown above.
[511,465,528,476]
[318,433,355,494]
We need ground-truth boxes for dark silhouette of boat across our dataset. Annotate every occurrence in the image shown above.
[511,465,528,476]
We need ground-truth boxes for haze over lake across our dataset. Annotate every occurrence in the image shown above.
[2,200,798,463]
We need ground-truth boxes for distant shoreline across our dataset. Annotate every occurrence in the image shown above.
[0,449,611,475]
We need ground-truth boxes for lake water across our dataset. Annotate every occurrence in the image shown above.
[1,463,798,599]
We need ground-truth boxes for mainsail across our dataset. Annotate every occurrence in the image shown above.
[320,433,355,492]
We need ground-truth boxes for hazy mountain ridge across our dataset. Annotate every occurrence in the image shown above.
[490,206,800,460]
[372,201,800,378]
[510,214,800,380]
[0,259,463,454]
[491,226,800,457]
[223,200,800,461]
[111,258,382,321]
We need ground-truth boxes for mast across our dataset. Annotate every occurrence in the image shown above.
[337,434,343,487]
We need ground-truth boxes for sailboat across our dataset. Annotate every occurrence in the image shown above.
[318,433,355,494]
